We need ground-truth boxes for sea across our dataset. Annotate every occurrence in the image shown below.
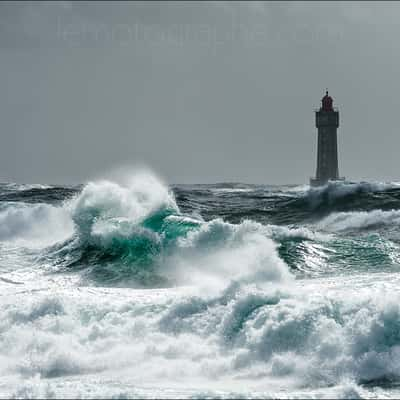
[1,170,400,399]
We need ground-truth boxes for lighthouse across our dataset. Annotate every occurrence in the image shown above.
[310,91,344,186]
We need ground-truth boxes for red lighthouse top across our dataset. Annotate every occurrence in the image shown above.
[321,90,334,111]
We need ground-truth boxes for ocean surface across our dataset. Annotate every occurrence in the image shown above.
[2,171,400,399]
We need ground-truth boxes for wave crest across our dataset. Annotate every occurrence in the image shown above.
[43,172,292,288]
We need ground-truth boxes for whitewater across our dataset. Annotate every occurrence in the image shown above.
[2,170,400,399]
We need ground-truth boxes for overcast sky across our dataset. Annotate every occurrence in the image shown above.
[2,1,400,184]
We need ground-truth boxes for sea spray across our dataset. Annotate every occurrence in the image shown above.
[0,202,73,246]
[317,209,400,232]
[34,171,293,288]
[2,176,400,398]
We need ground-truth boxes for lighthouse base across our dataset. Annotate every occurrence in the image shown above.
[310,177,346,187]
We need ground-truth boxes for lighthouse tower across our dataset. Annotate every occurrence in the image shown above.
[310,91,343,186]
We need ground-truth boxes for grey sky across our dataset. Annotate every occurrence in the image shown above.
[2,1,400,184]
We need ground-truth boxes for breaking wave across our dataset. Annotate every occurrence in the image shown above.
[0,202,73,246]
[174,180,400,226]
[3,173,400,397]
[0,172,291,288]
[317,209,400,232]
[2,270,400,396]
[61,179,292,287]
[3,174,400,284]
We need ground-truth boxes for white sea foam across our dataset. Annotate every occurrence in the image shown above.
[212,188,254,193]
[0,203,73,247]
[1,272,400,398]
[2,172,400,398]
[306,180,400,208]
[317,209,400,232]
[0,183,54,191]
[70,170,178,238]
[267,224,332,242]
[0,171,176,248]
[167,218,293,292]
